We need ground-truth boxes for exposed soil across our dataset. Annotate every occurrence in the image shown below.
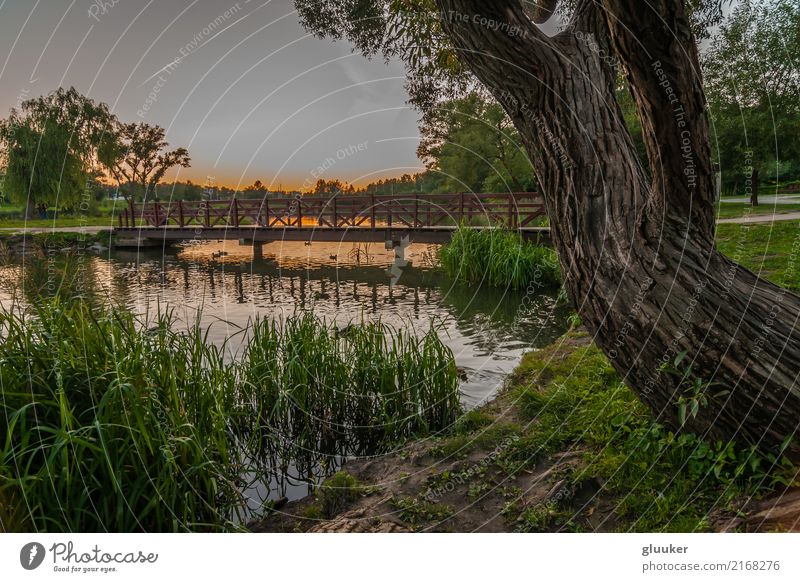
[251,332,800,533]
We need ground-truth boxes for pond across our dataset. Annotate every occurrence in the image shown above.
[0,238,569,506]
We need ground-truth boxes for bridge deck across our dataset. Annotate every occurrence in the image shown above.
[114,225,551,245]
[114,192,549,245]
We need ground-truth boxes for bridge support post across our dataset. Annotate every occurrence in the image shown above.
[385,236,410,287]
[385,238,408,263]
[240,238,264,260]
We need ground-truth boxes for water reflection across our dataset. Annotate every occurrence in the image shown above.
[0,240,568,502]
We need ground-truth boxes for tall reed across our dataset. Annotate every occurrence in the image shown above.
[0,300,461,532]
[238,313,461,460]
[439,226,560,290]
[0,300,245,532]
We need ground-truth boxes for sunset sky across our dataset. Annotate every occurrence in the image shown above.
[0,0,423,190]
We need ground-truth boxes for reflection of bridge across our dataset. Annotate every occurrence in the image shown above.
[113,192,549,246]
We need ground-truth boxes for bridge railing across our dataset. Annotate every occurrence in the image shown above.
[117,192,546,230]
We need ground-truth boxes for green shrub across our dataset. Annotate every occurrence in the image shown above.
[506,338,798,531]
[316,471,366,518]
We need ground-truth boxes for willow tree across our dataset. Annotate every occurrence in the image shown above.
[0,87,115,217]
[295,0,800,453]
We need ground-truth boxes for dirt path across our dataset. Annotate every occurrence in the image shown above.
[717,212,800,224]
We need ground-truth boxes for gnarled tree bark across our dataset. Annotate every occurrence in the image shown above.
[436,0,800,453]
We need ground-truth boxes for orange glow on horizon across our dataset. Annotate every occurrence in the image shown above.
[130,167,425,193]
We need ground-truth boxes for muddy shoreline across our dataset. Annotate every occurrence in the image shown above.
[0,231,112,257]
[251,331,800,533]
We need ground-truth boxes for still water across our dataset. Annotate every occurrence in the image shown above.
[0,238,569,503]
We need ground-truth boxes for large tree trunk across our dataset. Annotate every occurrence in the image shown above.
[437,0,800,454]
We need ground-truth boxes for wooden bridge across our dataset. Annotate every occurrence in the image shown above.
[114,192,549,246]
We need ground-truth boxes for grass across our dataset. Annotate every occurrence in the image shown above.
[716,221,800,290]
[0,202,121,229]
[438,225,561,290]
[0,230,112,248]
[0,300,244,532]
[390,496,453,526]
[301,471,375,519]
[0,300,461,532]
[501,334,798,532]
[255,330,799,533]
[0,216,118,229]
[716,201,800,219]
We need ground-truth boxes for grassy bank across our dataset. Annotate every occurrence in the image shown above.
[0,216,118,228]
[0,301,460,532]
[716,221,800,290]
[716,202,800,219]
[436,218,800,293]
[439,226,560,290]
[0,231,112,261]
[0,201,121,228]
[255,332,798,532]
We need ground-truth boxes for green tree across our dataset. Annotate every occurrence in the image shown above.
[0,87,115,217]
[295,0,800,455]
[703,0,800,204]
[243,179,268,198]
[312,178,354,195]
[363,173,428,195]
[419,93,536,192]
[296,1,730,123]
[101,122,190,201]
